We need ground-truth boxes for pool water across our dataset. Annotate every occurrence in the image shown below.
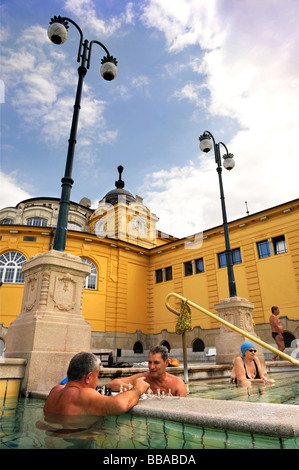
[0,372,298,450]
[0,397,298,450]
[188,372,299,405]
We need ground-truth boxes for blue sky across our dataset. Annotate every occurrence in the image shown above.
[1,0,299,238]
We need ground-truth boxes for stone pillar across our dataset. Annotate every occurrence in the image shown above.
[5,250,91,394]
[215,297,265,370]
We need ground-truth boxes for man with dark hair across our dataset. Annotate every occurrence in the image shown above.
[44,352,149,415]
[269,306,285,361]
[107,345,187,397]
[148,345,169,361]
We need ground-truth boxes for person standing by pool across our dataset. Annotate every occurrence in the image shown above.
[107,345,187,397]
[269,306,285,361]
[230,342,275,387]
[44,352,150,416]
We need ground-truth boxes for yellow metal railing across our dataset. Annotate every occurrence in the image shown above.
[165,292,299,367]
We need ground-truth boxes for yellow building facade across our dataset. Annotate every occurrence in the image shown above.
[0,175,298,359]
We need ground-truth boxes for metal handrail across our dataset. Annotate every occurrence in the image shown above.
[165,292,299,367]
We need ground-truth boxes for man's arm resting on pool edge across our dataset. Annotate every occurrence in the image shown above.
[107,373,146,392]
[88,377,150,415]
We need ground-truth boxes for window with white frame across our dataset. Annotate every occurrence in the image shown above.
[257,235,287,259]
[184,258,204,276]
[273,235,287,254]
[0,251,27,284]
[155,266,172,283]
[81,258,97,290]
[0,219,14,225]
[26,217,48,227]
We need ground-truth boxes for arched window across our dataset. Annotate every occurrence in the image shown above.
[192,338,205,352]
[26,217,48,227]
[283,332,295,348]
[81,258,97,290]
[161,341,171,352]
[0,219,13,225]
[133,341,143,354]
[0,251,27,284]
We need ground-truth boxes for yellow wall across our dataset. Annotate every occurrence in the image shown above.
[1,199,299,338]
[0,228,52,327]
[152,279,177,332]
[256,254,299,319]
[182,274,210,327]
[149,200,299,333]
[0,285,24,327]
[126,261,148,332]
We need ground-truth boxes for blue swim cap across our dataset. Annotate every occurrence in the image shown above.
[241,342,254,356]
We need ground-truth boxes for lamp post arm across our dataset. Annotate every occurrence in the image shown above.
[218,141,229,156]
[203,130,215,143]
[88,40,111,68]
[60,17,84,63]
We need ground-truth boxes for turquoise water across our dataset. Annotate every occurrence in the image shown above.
[0,372,298,450]
[0,397,298,449]
[188,372,299,405]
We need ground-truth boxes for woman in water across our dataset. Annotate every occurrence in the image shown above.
[230,342,275,386]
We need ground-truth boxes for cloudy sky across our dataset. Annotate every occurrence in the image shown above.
[1,0,298,238]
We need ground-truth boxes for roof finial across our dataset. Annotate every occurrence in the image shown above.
[245,201,250,216]
[115,165,124,189]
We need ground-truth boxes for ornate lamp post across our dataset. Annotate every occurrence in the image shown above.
[199,131,237,297]
[47,16,118,252]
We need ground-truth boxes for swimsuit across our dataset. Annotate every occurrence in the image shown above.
[230,358,261,383]
[272,332,279,339]
[242,357,261,379]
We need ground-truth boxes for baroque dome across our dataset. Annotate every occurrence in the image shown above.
[103,166,136,206]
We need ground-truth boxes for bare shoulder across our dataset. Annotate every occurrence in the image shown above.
[232,356,242,366]
[232,356,244,371]
[47,384,64,397]
[166,372,187,396]
[167,372,184,383]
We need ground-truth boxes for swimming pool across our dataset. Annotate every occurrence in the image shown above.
[1,372,298,450]
[0,396,298,450]
[188,371,299,405]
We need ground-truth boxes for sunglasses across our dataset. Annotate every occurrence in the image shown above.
[248,349,257,353]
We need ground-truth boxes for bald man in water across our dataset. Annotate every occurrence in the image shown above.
[44,352,149,416]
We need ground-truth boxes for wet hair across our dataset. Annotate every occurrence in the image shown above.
[271,306,278,313]
[67,352,100,381]
[149,345,169,362]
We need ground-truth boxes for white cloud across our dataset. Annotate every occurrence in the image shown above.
[1,23,118,146]
[63,0,137,36]
[172,82,209,109]
[131,75,150,89]
[141,157,221,238]
[0,171,32,210]
[140,0,299,235]
[141,0,221,52]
